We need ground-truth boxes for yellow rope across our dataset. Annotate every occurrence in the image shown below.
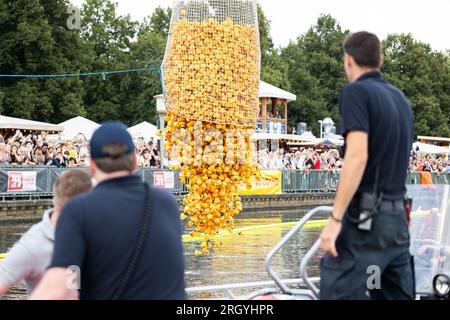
[0,253,6,260]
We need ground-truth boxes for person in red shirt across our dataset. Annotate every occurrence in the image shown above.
[313,153,321,170]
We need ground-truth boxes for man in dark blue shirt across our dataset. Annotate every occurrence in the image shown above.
[31,122,185,300]
[319,32,415,299]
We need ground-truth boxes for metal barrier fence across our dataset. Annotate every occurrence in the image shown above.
[0,167,449,200]
[282,171,450,193]
[0,166,186,200]
[282,170,341,193]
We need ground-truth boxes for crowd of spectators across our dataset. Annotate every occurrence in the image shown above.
[134,137,161,168]
[2,130,450,174]
[257,148,450,174]
[409,154,450,174]
[0,130,162,168]
[0,130,89,167]
[258,110,284,119]
[257,148,343,172]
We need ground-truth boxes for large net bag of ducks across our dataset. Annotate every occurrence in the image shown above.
[162,0,261,255]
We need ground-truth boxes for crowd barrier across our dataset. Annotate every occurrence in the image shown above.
[0,166,186,200]
[0,166,449,200]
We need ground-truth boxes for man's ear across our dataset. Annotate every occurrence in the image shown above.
[344,52,354,68]
[379,55,385,69]
[133,153,138,172]
[89,159,96,176]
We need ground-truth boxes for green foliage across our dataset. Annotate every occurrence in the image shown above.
[281,15,349,133]
[0,2,448,138]
[0,0,87,123]
[382,34,450,136]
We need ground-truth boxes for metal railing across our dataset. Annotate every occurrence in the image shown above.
[282,170,340,193]
[0,166,449,200]
[0,166,186,200]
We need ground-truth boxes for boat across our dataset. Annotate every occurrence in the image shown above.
[186,184,450,300]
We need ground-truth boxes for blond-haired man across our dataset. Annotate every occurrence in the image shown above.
[0,170,92,297]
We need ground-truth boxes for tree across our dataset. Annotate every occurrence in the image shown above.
[80,0,138,124]
[383,34,450,136]
[0,89,4,113]
[281,15,349,134]
[282,42,327,132]
[0,0,87,123]
[120,7,171,126]
[145,6,171,39]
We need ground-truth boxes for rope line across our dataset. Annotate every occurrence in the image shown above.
[0,67,161,78]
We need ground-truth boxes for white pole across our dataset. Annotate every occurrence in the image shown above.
[159,113,165,169]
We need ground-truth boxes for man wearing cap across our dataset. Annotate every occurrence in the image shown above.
[31,122,185,300]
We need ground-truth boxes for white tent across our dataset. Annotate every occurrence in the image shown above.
[259,81,297,102]
[128,122,159,142]
[0,115,63,132]
[413,142,450,155]
[252,132,317,141]
[57,116,100,141]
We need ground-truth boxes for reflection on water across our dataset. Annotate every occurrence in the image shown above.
[0,210,326,300]
[0,221,33,300]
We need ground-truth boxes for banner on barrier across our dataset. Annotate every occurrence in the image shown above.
[153,171,175,189]
[239,170,282,195]
[7,171,37,192]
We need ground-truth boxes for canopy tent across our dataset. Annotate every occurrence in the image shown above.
[251,132,316,141]
[288,138,344,148]
[0,115,63,139]
[316,138,345,147]
[294,131,317,141]
[128,121,159,142]
[56,116,100,141]
[413,142,450,155]
[259,81,296,102]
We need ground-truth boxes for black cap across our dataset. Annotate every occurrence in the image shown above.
[90,122,135,159]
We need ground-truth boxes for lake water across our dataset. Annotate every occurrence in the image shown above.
[0,209,327,300]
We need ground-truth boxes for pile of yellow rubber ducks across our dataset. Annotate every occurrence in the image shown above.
[163,17,260,255]
[163,17,259,126]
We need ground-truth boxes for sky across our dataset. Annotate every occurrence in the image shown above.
[71,0,450,52]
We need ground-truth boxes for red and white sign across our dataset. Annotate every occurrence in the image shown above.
[153,171,175,189]
[7,171,37,192]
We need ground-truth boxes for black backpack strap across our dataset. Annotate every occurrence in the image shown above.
[112,183,153,300]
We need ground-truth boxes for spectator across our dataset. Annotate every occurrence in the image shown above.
[313,153,321,170]
[68,158,77,167]
[138,149,148,168]
[34,147,46,166]
[9,145,20,165]
[446,160,450,174]
[0,170,92,297]
[0,143,9,165]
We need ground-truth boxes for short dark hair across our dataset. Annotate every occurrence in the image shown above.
[93,144,135,173]
[343,31,382,68]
